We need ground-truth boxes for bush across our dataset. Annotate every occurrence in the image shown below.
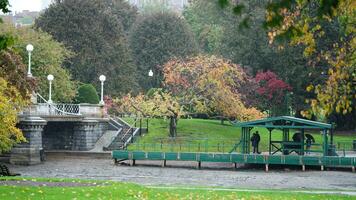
[76,84,99,104]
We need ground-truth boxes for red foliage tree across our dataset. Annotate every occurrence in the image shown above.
[255,71,292,115]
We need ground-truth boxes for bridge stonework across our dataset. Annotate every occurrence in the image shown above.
[10,117,47,165]
[72,119,109,151]
[11,99,111,165]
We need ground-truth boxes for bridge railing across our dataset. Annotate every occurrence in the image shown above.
[35,103,81,116]
[20,93,107,118]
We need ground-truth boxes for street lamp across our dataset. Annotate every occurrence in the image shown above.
[47,74,54,104]
[148,69,153,77]
[148,69,154,89]
[26,44,34,77]
[99,75,106,105]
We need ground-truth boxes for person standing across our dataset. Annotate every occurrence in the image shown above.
[251,131,261,154]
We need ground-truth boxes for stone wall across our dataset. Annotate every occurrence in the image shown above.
[10,117,47,165]
[43,119,108,151]
[43,122,75,150]
[72,120,109,151]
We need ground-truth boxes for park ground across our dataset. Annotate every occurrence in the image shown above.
[1,118,355,199]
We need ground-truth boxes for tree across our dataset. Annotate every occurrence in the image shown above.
[185,0,312,116]
[163,55,265,122]
[263,0,355,125]
[76,84,100,104]
[129,12,199,90]
[218,0,355,125]
[116,55,265,136]
[255,71,292,116]
[0,23,75,102]
[0,0,12,50]
[116,90,182,137]
[0,78,27,153]
[0,49,36,99]
[35,0,138,96]
[183,0,235,54]
[0,1,33,153]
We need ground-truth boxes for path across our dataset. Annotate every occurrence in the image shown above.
[4,157,356,191]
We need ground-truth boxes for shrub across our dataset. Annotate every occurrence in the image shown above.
[76,84,99,104]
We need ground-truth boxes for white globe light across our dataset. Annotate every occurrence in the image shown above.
[148,69,153,77]
[99,75,106,82]
[47,74,54,81]
[26,44,34,52]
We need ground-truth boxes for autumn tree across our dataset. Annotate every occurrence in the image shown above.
[129,12,199,90]
[116,90,182,137]
[116,55,265,136]
[255,71,292,116]
[184,0,312,116]
[163,55,265,123]
[218,0,355,126]
[35,0,138,96]
[0,78,27,153]
[0,1,31,153]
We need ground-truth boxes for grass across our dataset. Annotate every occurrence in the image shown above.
[125,118,356,153]
[0,177,354,200]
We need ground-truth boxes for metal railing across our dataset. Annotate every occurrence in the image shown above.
[34,93,81,116]
[121,118,141,148]
[127,139,239,153]
[337,141,356,157]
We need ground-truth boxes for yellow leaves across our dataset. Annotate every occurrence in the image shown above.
[0,78,27,153]
[306,85,314,92]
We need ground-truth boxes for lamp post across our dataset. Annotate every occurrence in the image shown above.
[26,44,34,77]
[148,69,153,89]
[148,69,153,77]
[99,75,106,105]
[47,74,54,104]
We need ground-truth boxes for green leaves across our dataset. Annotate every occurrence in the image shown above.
[129,12,198,90]
[0,34,14,50]
[75,84,99,104]
[35,0,138,96]
[0,0,10,14]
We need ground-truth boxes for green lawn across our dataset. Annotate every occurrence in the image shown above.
[0,177,353,200]
[126,118,356,153]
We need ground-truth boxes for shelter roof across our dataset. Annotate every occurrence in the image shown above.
[233,116,332,129]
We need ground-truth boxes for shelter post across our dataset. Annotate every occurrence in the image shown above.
[301,129,305,155]
[268,128,272,155]
[323,129,328,156]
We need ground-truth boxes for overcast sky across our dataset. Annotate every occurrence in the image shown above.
[8,0,49,12]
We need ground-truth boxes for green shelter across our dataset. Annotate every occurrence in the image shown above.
[233,116,333,156]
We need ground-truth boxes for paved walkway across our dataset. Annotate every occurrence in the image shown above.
[4,157,356,191]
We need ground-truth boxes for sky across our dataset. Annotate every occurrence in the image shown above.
[8,0,51,12]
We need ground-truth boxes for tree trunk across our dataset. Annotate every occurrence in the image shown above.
[169,116,177,137]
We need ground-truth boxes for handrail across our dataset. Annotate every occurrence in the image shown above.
[229,140,242,153]
[35,93,81,116]
[120,118,141,145]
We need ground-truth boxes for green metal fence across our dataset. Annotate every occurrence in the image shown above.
[127,139,239,153]
[337,141,356,157]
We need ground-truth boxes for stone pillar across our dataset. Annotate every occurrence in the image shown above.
[10,117,47,165]
[72,119,98,151]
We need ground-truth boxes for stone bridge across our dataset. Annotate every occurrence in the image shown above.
[9,94,140,165]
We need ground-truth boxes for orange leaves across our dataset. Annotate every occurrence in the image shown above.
[115,89,182,118]
[163,55,264,121]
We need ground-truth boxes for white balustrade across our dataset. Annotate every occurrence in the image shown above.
[20,93,107,118]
